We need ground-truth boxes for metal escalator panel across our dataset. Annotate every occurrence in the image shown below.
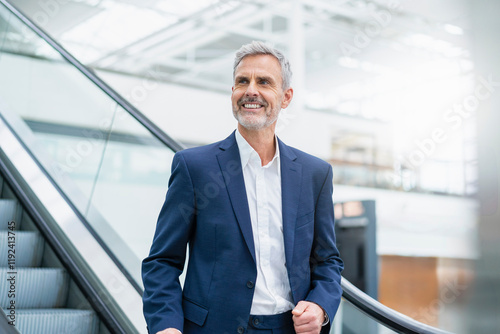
[0,176,101,333]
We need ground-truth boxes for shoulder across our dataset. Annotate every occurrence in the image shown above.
[175,131,235,163]
[172,137,229,174]
[282,144,334,195]
[280,142,333,189]
[175,140,222,160]
[282,142,331,173]
[291,147,329,166]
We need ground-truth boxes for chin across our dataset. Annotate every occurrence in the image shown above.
[239,120,267,131]
[235,114,266,130]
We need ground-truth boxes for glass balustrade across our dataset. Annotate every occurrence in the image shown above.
[0,3,175,284]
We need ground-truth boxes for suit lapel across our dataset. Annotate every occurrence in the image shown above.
[216,132,256,263]
[279,139,302,273]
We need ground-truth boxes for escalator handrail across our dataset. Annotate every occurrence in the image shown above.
[0,1,455,333]
[0,0,184,153]
[341,279,452,334]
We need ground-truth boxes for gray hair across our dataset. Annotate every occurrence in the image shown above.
[233,41,292,90]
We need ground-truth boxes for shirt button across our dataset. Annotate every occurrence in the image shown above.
[237,326,245,334]
[246,281,254,289]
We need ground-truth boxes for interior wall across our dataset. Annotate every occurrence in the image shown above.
[379,255,439,327]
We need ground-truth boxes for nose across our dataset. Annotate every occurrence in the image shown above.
[245,81,259,97]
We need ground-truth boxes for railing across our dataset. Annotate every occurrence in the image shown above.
[341,280,452,334]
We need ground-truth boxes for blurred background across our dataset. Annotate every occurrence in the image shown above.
[0,0,498,333]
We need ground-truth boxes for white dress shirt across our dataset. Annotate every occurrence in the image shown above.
[235,129,295,315]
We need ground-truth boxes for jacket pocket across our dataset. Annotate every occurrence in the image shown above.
[296,210,314,229]
[183,297,209,326]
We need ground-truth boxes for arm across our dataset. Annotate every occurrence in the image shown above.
[304,165,344,332]
[142,152,196,334]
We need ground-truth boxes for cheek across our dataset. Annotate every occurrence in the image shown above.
[269,96,282,109]
[231,90,243,102]
[231,94,239,105]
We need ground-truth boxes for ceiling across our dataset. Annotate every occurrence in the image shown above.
[5,0,471,97]
[1,0,474,129]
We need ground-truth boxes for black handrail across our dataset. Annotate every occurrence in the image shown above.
[0,1,456,333]
[0,0,184,153]
[341,280,452,334]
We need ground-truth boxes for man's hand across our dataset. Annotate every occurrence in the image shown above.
[156,329,182,334]
[292,301,325,334]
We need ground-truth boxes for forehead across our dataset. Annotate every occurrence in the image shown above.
[235,54,282,77]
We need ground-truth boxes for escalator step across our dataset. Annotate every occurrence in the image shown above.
[0,231,44,267]
[4,309,99,334]
[0,268,69,308]
[0,200,21,230]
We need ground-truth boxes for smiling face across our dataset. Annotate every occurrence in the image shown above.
[232,54,293,131]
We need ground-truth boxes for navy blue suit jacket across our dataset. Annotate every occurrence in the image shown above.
[142,132,343,334]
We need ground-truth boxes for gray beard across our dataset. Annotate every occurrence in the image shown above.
[233,108,280,130]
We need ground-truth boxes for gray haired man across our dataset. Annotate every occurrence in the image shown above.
[142,41,344,334]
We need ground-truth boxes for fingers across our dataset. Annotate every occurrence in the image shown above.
[292,301,324,334]
[294,320,321,334]
[292,300,308,316]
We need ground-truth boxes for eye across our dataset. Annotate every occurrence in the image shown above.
[260,79,269,85]
[237,78,248,84]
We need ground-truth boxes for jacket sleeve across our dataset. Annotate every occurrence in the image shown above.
[305,164,344,332]
[142,152,196,333]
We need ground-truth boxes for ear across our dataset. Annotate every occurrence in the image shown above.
[281,87,294,109]
[232,86,234,92]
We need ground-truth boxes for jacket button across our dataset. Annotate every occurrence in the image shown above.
[253,318,260,326]
[246,281,254,289]
[237,326,245,334]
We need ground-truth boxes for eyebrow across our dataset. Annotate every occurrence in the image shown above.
[257,75,275,83]
[234,75,276,83]
[234,75,247,82]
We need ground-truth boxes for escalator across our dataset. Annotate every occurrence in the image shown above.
[0,0,453,333]
[0,170,99,333]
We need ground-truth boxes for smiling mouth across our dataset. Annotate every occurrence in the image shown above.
[239,99,267,109]
[243,103,263,109]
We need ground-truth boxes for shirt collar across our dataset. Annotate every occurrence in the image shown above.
[235,129,280,169]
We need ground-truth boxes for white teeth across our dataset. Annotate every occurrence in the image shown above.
[244,104,261,109]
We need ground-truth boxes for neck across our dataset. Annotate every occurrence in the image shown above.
[238,124,277,166]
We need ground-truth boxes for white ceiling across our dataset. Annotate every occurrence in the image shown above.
[7,0,471,94]
[2,0,473,135]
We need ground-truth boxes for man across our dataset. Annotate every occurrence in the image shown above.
[142,41,343,334]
